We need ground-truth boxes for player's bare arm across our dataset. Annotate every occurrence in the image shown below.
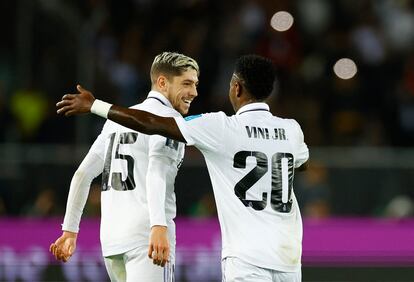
[109,105,185,142]
[56,85,185,142]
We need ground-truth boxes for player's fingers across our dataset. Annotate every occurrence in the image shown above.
[62,253,71,263]
[152,250,160,265]
[56,249,65,262]
[65,109,77,117]
[163,247,170,267]
[56,105,72,115]
[67,245,75,256]
[164,247,170,264]
[52,243,61,257]
[49,243,55,253]
[57,248,67,262]
[154,246,161,265]
[151,250,157,260]
[161,259,167,267]
[62,245,69,258]
[54,249,61,261]
[57,253,64,262]
[158,246,168,266]
[148,245,154,258]
[56,100,72,108]
[56,105,68,114]
[62,94,76,100]
[160,250,167,267]
[77,84,86,93]
[50,245,58,258]
[157,246,166,266]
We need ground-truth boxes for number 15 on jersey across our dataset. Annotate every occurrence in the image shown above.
[102,132,138,191]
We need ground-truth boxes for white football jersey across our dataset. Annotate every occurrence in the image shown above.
[174,102,309,272]
[89,91,184,257]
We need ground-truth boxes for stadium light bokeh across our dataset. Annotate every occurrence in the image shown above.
[333,58,358,80]
[271,11,294,32]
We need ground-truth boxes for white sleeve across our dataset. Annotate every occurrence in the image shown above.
[61,122,109,233]
[290,120,309,168]
[146,155,174,227]
[61,152,104,232]
[146,134,182,227]
[174,112,225,151]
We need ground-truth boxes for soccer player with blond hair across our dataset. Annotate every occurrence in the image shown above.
[51,52,199,282]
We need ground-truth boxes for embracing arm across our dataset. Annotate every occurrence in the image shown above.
[57,85,185,142]
[109,105,185,142]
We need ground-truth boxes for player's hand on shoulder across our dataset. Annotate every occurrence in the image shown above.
[49,231,78,263]
[57,84,95,116]
[148,225,170,267]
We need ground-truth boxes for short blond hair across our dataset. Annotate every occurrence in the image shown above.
[150,52,200,84]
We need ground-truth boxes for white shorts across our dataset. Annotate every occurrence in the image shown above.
[104,246,174,282]
[222,257,301,282]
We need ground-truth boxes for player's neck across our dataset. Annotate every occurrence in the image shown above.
[151,87,169,100]
[235,96,258,112]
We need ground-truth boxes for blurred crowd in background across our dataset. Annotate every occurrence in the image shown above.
[1,0,414,219]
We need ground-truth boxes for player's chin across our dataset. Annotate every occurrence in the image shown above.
[179,105,190,115]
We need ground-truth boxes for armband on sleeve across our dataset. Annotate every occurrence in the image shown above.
[91,99,113,119]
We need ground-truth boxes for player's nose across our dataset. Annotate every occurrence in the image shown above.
[191,87,198,98]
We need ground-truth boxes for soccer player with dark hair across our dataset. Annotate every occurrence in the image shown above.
[51,52,199,282]
[57,54,309,282]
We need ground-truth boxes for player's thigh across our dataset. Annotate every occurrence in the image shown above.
[272,270,302,282]
[222,257,272,282]
[124,246,175,282]
[104,254,127,282]
[272,269,301,282]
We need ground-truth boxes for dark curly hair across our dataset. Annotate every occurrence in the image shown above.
[234,55,276,100]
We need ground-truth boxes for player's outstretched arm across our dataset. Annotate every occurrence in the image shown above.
[56,85,186,142]
[49,231,77,263]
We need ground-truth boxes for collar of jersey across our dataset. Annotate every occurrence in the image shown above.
[147,91,173,109]
[236,102,270,115]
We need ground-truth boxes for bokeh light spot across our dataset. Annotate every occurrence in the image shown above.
[333,58,358,79]
[271,11,294,32]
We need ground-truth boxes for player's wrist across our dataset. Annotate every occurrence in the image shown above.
[62,230,78,238]
[91,99,112,118]
[151,225,167,230]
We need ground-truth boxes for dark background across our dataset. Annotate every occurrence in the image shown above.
[1,1,414,281]
[1,0,413,219]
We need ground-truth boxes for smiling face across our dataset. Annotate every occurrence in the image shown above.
[150,52,200,114]
[164,68,199,115]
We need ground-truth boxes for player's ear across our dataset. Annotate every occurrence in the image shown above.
[235,82,242,98]
[156,75,169,91]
